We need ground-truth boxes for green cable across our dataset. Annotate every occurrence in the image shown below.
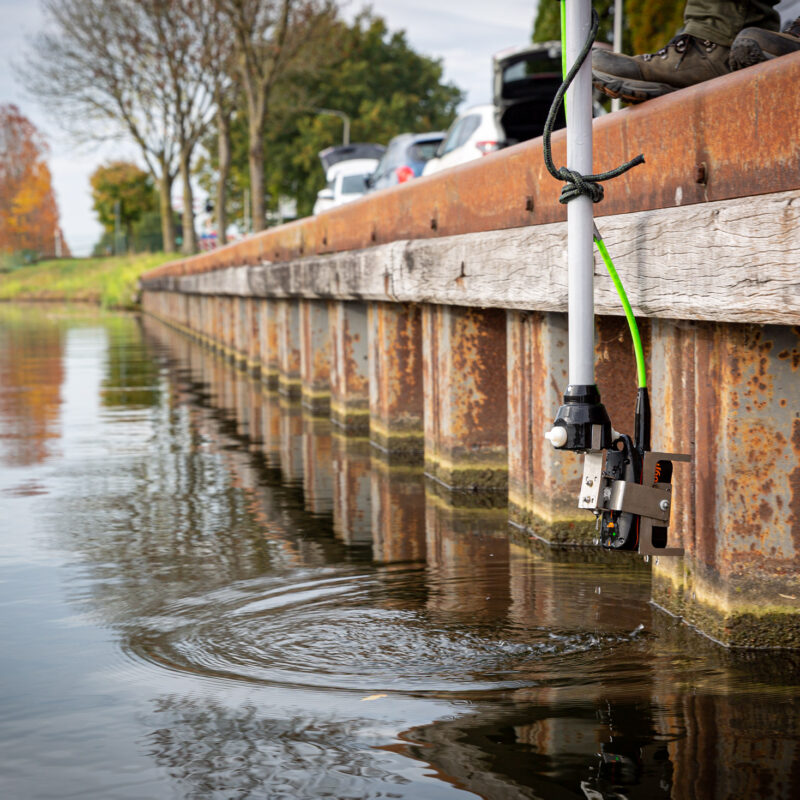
[594,234,647,388]
[558,0,647,388]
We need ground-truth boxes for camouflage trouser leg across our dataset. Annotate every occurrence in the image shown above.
[684,0,780,45]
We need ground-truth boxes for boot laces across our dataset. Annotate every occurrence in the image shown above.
[641,33,716,64]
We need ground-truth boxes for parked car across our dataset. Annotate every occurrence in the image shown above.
[494,41,609,140]
[313,143,385,215]
[366,132,445,191]
[424,42,607,177]
[422,105,503,177]
[492,41,566,146]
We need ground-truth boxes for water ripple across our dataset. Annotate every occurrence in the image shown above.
[127,568,636,694]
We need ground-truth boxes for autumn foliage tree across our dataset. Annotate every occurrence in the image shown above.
[90,162,158,248]
[533,0,684,54]
[0,105,64,264]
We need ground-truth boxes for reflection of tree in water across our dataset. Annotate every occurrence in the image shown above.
[100,316,161,408]
[0,306,65,466]
[144,696,413,800]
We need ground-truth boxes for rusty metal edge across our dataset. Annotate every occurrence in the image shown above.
[143,53,800,283]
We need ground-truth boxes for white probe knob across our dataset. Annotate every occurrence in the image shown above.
[545,426,568,448]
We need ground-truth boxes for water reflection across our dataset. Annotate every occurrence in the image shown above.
[1,306,799,800]
[0,305,65,467]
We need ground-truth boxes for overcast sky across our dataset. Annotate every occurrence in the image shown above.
[3,0,799,256]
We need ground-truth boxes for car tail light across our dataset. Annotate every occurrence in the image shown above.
[395,165,415,183]
[476,141,500,155]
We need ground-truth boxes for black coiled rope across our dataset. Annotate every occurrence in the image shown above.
[542,8,645,204]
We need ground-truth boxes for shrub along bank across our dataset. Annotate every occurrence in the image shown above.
[0,253,173,309]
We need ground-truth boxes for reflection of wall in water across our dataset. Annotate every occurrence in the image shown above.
[332,435,372,546]
[370,462,426,564]
[302,415,333,514]
[425,493,510,617]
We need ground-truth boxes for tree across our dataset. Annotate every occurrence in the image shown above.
[90,162,158,251]
[23,0,216,254]
[0,105,64,263]
[624,1,683,54]
[188,0,241,245]
[532,0,683,54]
[201,11,463,220]
[217,0,337,232]
[533,0,618,46]
[145,0,216,254]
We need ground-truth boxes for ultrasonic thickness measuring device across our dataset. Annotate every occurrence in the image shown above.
[542,0,689,555]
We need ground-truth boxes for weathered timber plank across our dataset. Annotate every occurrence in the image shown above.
[143,189,800,325]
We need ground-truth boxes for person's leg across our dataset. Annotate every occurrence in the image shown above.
[684,0,780,45]
[592,0,780,103]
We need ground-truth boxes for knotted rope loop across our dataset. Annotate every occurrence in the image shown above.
[542,8,645,205]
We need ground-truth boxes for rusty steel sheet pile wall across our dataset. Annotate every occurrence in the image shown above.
[140,56,800,649]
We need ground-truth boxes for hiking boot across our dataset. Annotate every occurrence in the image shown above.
[730,17,800,70]
[592,33,731,103]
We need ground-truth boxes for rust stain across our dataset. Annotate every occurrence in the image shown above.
[370,303,424,436]
[447,307,507,448]
[595,315,645,435]
[694,323,719,567]
[791,419,800,555]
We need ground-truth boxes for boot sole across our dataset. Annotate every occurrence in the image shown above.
[729,37,774,70]
[591,71,677,104]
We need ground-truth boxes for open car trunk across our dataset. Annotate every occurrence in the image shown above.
[318,144,386,174]
[493,41,565,145]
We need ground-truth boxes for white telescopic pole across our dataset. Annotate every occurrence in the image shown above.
[612,0,623,112]
[565,0,595,387]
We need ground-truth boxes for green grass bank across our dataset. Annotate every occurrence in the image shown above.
[0,253,174,309]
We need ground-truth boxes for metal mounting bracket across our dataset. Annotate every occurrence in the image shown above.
[577,448,690,556]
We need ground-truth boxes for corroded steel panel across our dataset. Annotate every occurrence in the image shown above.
[329,301,370,433]
[276,299,301,398]
[507,311,585,539]
[651,319,800,647]
[235,297,248,366]
[423,304,508,491]
[245,298,261,374]
[299,299,331,415]
[143,54,800,281]
[508,312,654,543]
[368,302,424,461]
[259,299,280,389]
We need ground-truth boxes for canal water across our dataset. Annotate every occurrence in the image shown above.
[1,304,799,799]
